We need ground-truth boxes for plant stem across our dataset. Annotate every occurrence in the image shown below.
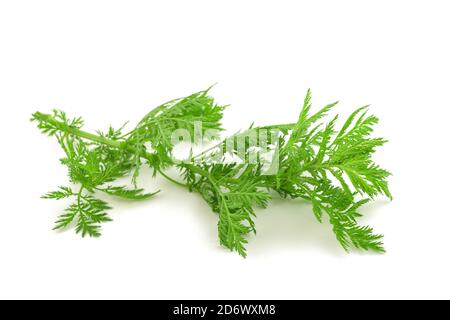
[34,112,294,189]
[157,169,188,187]
[34,112,188,187]
[34,112,123,148]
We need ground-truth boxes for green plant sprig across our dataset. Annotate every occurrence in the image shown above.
[32,88,392,257]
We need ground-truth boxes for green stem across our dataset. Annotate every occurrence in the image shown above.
[34,112,188,187]
[77,186,85,222]
[157,169,188,187]
[34,112,123,148]
[34,112,293,190]
[77,186,84,205]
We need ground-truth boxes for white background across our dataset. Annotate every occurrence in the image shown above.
[0,0,449,299]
